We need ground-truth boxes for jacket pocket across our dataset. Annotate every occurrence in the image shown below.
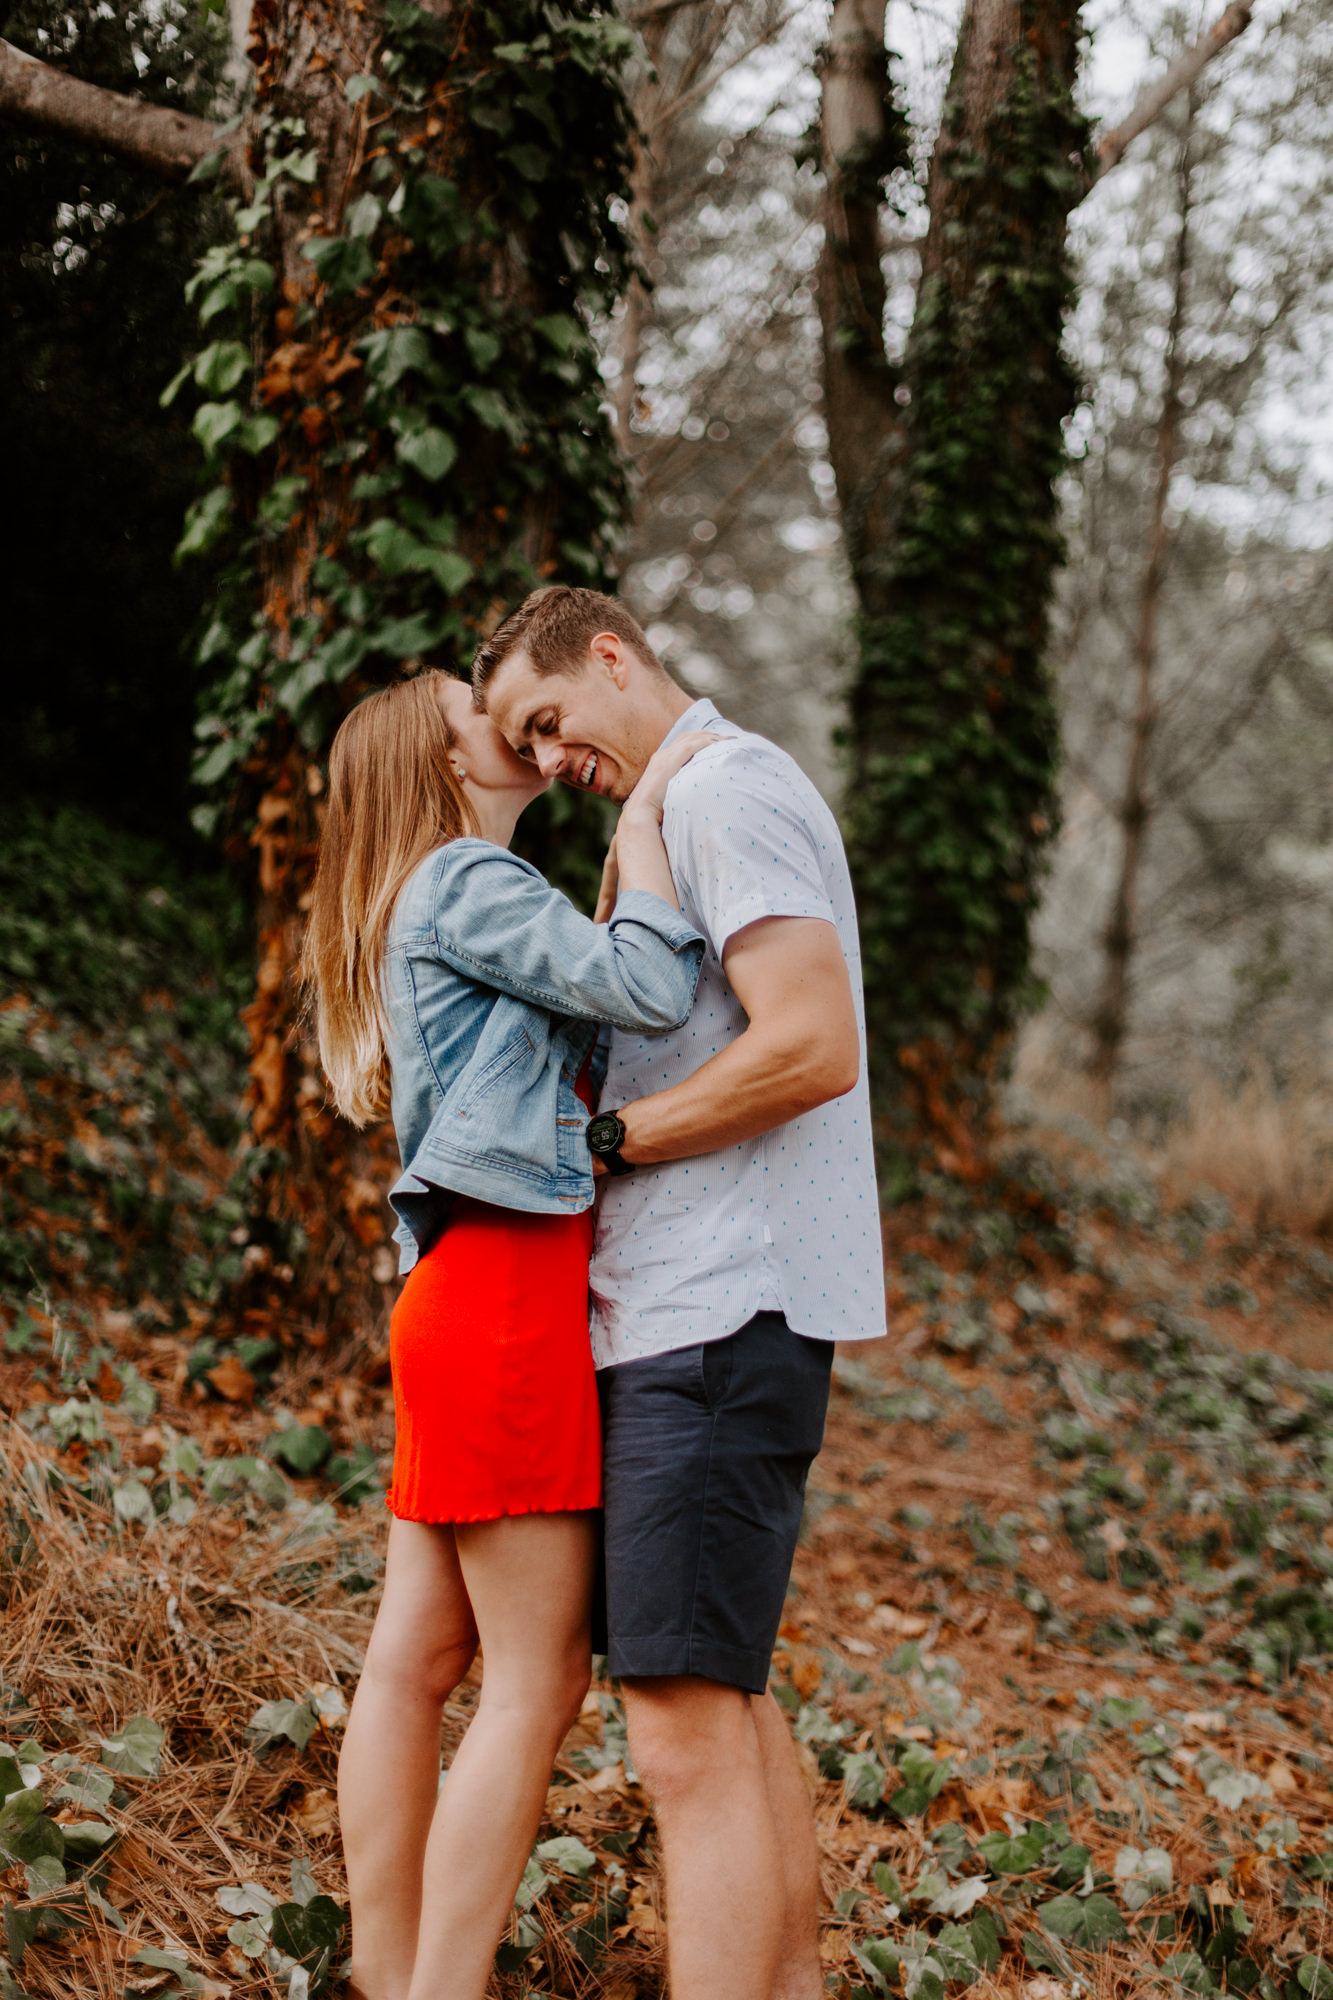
[462,1025,535,1105]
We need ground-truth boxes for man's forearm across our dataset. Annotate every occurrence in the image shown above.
[617,1024,856,1166]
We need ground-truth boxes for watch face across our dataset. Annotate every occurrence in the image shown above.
[586,1113,624,1156]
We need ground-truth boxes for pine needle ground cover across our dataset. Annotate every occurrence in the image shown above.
[3,828,1333,1998]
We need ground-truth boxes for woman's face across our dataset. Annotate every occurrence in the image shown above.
[437,676,551,806]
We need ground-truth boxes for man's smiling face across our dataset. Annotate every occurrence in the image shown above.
[481,636,672,804]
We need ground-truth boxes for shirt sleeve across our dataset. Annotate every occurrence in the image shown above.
[663,745,839,958]
[428,842,705,1031]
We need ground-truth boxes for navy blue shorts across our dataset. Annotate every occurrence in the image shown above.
[597,1311,833,1695]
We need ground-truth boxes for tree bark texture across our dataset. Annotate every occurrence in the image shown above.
[1090,112,1194,1093]
[836,1,1085,1172]
[0,33,236,181]
[815,0,905,592]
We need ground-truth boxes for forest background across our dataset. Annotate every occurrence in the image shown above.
[2,3,1333,1999]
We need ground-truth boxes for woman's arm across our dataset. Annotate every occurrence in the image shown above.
[612,730,719,908]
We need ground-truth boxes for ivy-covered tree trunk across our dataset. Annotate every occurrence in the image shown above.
[164,0,636,1336]
[823,0,1088,1178]
[0,1,636,1338]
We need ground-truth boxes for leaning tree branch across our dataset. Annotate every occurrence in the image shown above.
[0,35,240,182]
[1088,1,1254,186]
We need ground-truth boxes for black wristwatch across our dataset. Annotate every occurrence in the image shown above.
[586,1110,634,1176]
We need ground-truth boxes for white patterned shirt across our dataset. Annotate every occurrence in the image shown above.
[589,699,887,1368]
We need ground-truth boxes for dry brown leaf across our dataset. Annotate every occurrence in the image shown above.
[289,1786,338,1837]
[204,1355,256,1405]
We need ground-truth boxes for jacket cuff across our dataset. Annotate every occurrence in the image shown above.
[610,889,705,953]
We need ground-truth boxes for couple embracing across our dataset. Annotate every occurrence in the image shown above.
[304,585,886,2000]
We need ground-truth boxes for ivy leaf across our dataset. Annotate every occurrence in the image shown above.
[3,1902,39,1967]
[112,1478,154,1526]
[464,326,502,372]
[345,73,379,101]
[533,313,584,356]
[131,1948,203,1997]
[462,384,522,438]
[176,487,233,562]
[1300,1960,1333,2000]
[842,1750,886,1809]
[0,1791,63,1868]
[302,235,377,298]
[396,427,458,481]
[534,1835,596,1878]
[159,357,194,409]
[421,548,473,594]
[1037,1891,1128,1946]
[247,1697,319,1752]
[192,401,244,455]
[193,340,251,395]
[235,413,281,455]
[359,324,432,389]
[506,142,550,180]
[345,193,383,239]
[99,1716,164,1778]
[270,1425,333,1476]
[270,1894,345,1985]
[976,1827,1044,1874]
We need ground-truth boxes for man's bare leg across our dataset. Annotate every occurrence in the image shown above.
[752,1691,824,2000]
[623,1677,784,2000]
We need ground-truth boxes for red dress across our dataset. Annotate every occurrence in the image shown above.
[385,1074,600,1524]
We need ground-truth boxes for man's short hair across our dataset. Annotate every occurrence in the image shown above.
[471,585,663,698]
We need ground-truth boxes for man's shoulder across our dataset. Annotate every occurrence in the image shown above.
[665,722,829,823]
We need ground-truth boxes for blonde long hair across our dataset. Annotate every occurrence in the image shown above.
[302,671,477,1126]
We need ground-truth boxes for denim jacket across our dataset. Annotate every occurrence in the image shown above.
[385,838,705,1271]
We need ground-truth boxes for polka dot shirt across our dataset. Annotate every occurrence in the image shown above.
[590,698,887,1369]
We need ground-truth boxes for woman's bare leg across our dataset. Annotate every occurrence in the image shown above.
[339,1519,480,2000]
[404,1510,597,2000]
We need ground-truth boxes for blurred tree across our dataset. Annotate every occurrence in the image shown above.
[1,0,226,836]
[1036,0,1333,1104]
[816,0,1255,1173]
[0,1,637,1336]
[609,1,850,787]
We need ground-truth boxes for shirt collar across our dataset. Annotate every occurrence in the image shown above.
[659,697,724,751]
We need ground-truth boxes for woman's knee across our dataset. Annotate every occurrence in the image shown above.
[477,1646,590,1739]
[363,1613,478,1703]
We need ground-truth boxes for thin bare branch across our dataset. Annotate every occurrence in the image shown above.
[0,34,238,182]
[1089,2,1254,187]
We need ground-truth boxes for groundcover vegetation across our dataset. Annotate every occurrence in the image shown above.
[2,819,1332,1996]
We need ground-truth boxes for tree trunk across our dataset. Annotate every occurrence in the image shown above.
[0,33,237,179]
[833,0,1086,1175]
[1089,109,1194,1095]
[815,0,905,594]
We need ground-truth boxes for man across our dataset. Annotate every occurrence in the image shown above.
[473,585,886,2000]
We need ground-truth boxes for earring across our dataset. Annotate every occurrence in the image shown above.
[454,766,467,779]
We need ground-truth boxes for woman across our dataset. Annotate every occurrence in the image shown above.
[302,668,710,2000]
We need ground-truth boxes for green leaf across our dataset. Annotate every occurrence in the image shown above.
[3,1903,38,1967]
[1162,1954,1220,1995]
[193,341,250,395]
[396,426,458,481]
[533,313,584,356]
[290,1856,319,1907]
[159,357,194,409]
[344,73,379,101]
[0,1761,25,1807]
[56,1820,116,1860]
[270,1425,332,1476]
[976,1828,1045,1874]
[131,1948,203,1997]
[235,412,280,455]
[359,324,432,388]
[462,384,521,438]
[227,1917,270,1957]
[270,1893,345,1978]
[99,1716,164,1779]
[345,193,383,238]
[1037,1891,1128,1947]
[506,142,550,180]
[535,1835,597,1878]
[464,326,502,372]
[247,1698,318,1752]
[842,1750,886,1809]
[968,1910,1001,1973]
[1300,1959,1333,2000]
[514,1858,550,1912]
[192,400,243,454]
[422,547,472,594]
[113,1479,154,1526]
[0,1790,62,1871]
[302,234,377,298]
[176,486,233,562]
